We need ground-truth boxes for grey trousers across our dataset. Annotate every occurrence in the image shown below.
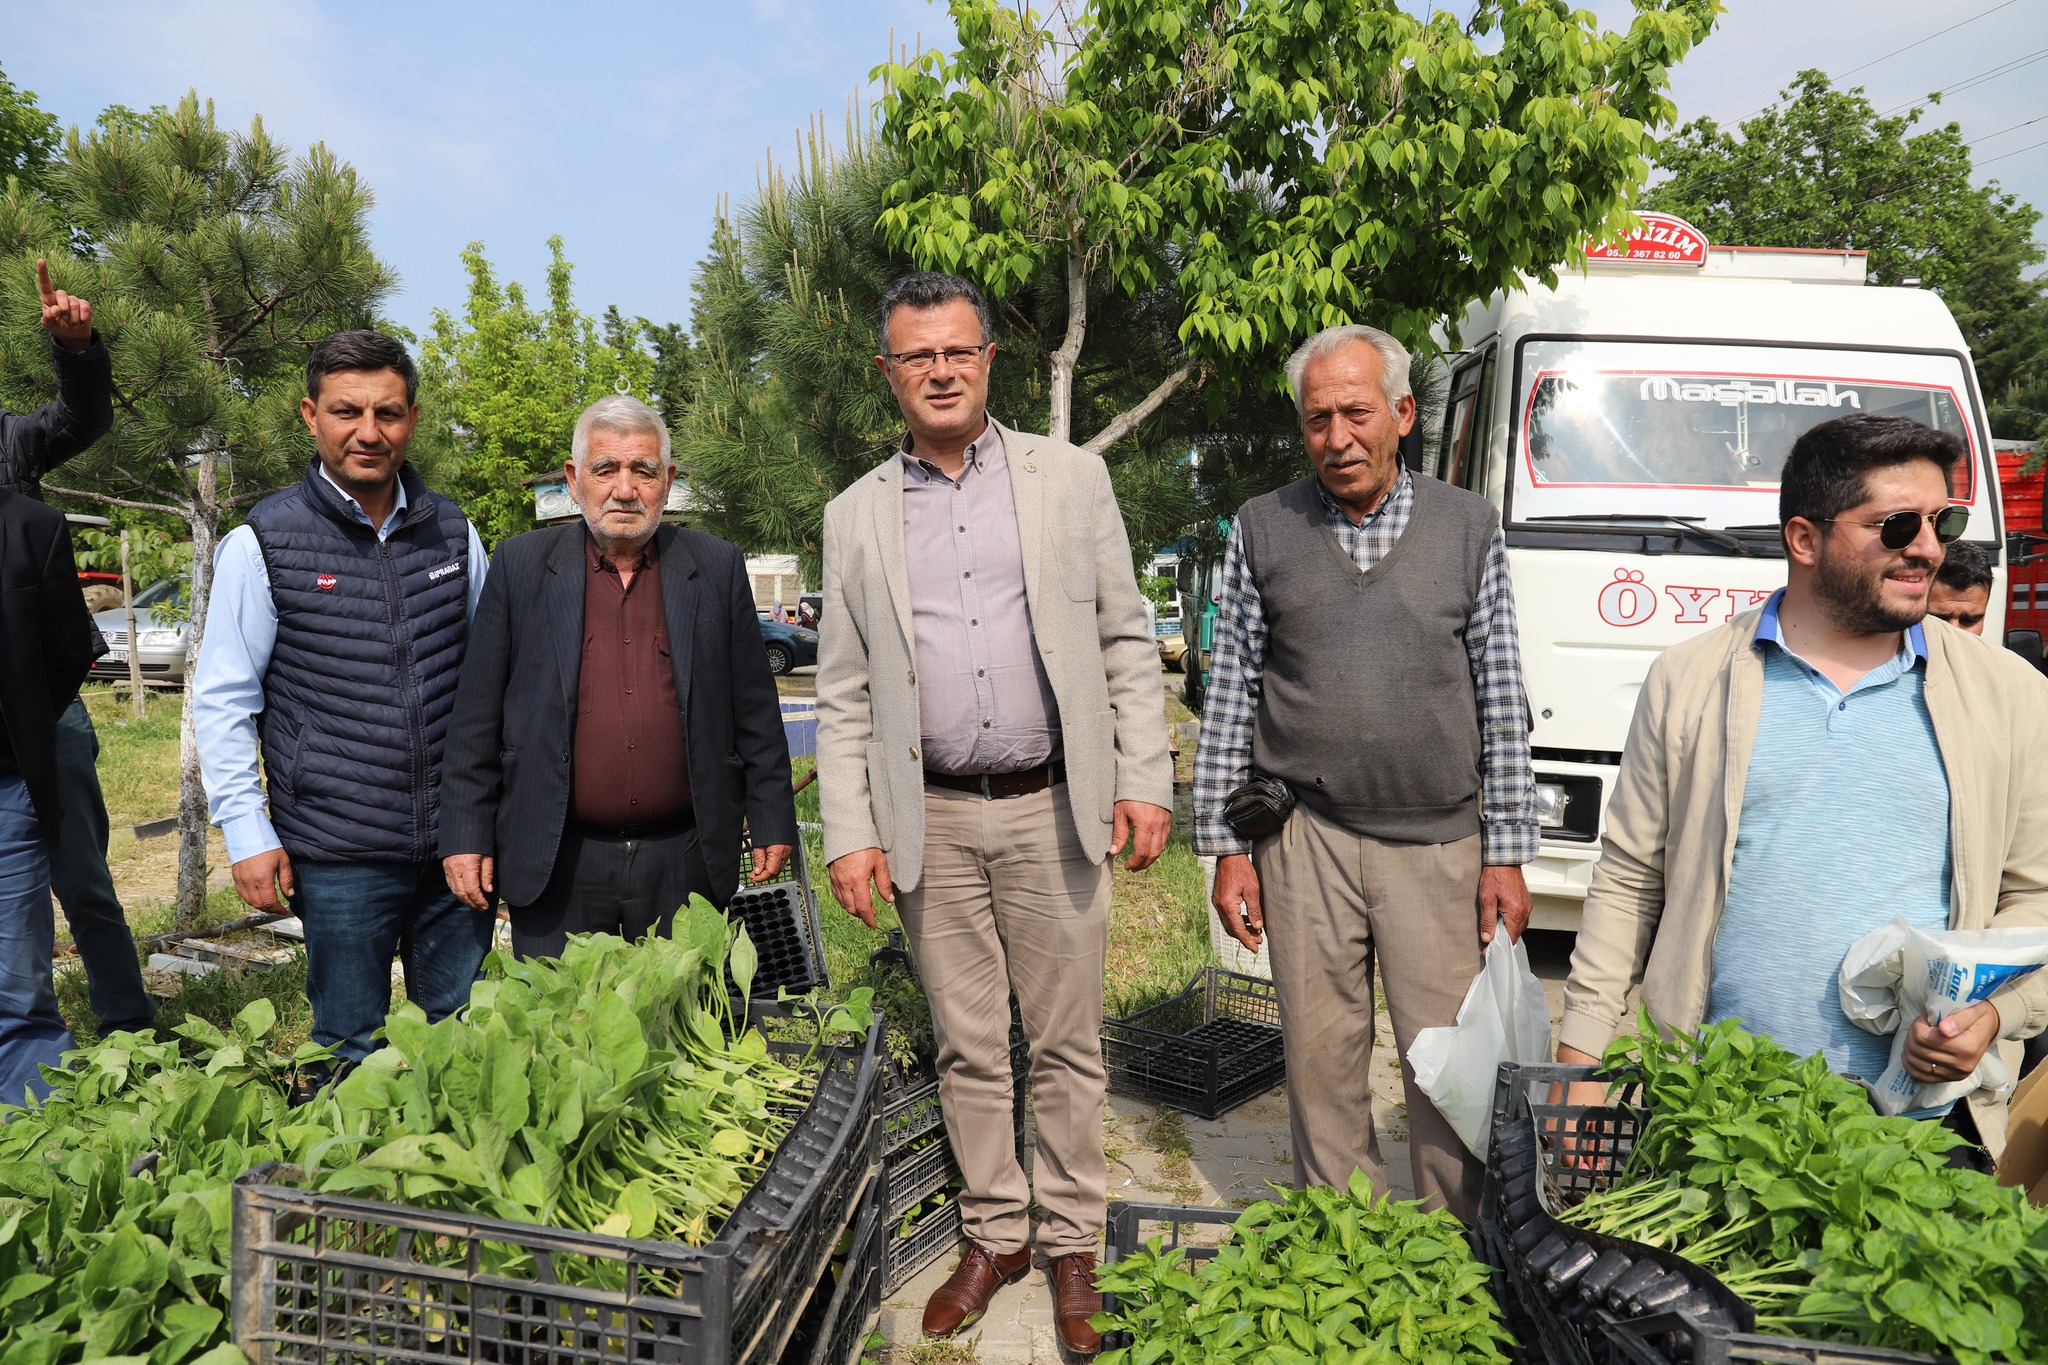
[1253,802,1485,1222]
[897,784,1112,1258]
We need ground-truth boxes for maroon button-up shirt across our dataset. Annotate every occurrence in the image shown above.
[572,530,691,827]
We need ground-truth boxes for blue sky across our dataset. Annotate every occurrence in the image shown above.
[3,0,2043,339]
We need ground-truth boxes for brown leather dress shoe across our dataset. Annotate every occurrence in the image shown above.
[922,1240,1031,1337]
[1049,1252,1103,1357]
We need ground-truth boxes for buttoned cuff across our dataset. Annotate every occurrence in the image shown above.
[221,813,282,866]
[1482,818,1540,866]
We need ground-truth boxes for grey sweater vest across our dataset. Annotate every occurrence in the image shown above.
[1242,474,1498,845]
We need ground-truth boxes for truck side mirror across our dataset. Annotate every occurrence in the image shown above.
[2006,629,2044,673]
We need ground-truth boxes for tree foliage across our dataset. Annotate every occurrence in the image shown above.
[0,93,394,922]
[411,237,656,546]
[1645,70,2047,445]
[876,0,1719,450]
[0,62,59,195]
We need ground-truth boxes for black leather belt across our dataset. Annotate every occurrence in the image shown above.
[924,761,1066,799]
[572,813,693,840]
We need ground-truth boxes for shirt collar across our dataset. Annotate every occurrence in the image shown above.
[899,419,1002,483]
[1314,466,1411,526]
[1754,587,1929,663]
[317,464,408,538]
[584,525,658,576]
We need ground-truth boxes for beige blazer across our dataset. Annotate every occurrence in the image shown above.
[815,419,1173,894]
[1560,606,2048,1154]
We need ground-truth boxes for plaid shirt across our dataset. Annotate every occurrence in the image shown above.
[1191,470,1539,864]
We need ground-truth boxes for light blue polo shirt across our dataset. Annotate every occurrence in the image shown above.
[1706,591,1951,1084]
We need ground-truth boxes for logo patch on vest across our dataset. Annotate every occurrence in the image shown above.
[316,573,337,591]
[428,561,464,582]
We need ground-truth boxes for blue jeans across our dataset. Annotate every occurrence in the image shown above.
[52,698,152,1033]
[0,774,75,1105]
[293,860,491,1063]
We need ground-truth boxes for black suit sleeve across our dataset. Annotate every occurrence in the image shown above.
[725,548,798,848]
[0,335,114,493]
[37,516,94,712]
[439,542,516,858]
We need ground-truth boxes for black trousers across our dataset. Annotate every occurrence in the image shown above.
[507,819,720,960]
[52,698,152,1032]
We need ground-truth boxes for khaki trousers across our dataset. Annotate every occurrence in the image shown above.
[897,783,1112,1257]
[1253,802,1485,1222]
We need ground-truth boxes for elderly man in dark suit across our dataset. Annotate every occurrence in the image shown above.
[0,485,100,1101]
[440,396,796,955]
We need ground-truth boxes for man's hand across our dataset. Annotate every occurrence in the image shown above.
[1211,853,1263,952]
[750,843,793,883]
[1110,800,1170,871]
[443,853,495,911]
[1551,1043,1615,1168]
[1478,864,1532,945]
[828,847,893,930]
[36,258,92,352]
[231,848,295,914]
[1903,999,2000,1086]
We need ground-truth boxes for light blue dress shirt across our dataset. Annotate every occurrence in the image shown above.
[192,467,488,864]
[1708,589,1951,1094]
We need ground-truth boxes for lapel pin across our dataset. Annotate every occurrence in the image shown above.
[1024,462,1036,472]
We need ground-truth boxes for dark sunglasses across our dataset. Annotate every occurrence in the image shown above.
[1817,504,1970,551]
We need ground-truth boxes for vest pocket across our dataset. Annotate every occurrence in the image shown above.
[271,715,305,796]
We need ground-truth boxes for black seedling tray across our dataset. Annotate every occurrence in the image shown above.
[1481,1060,1943,1365]
[724,878,827,996]
[1100,968,1285,1119]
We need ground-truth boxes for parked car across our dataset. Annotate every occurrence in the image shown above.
[90,578,190,685]
[758,616,819,676]
[1157,632,1190,672]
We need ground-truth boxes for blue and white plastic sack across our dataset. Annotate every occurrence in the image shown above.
[1408,933,1553,1160]
[1838,915,2048,1115]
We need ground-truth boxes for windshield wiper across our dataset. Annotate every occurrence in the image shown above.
[1527,513,1755,556]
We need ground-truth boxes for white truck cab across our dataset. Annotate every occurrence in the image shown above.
[1438,216,2004,931]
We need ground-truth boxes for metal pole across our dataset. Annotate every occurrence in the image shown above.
[120,529,145,719]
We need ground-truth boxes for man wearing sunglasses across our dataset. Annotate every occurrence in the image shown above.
[1557,412,2048,1162]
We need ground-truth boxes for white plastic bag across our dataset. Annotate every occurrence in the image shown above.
[1408,933,1554,1160]
[1838,914,2048,1115]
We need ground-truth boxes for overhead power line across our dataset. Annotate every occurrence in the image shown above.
[1832,0,2022,82]
[1876,46,2048,118]
[1977,135,2048,169]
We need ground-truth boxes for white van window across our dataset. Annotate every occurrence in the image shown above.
[1510,340,1983,531]
[1440,350,1495,491]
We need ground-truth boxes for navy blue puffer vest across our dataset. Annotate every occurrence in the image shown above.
[247,460,472,862]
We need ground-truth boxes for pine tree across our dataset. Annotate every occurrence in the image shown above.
[0,93,394,925]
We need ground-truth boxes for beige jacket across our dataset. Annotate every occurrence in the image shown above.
[815,419,1173,893]
[1561,607,2048,1154]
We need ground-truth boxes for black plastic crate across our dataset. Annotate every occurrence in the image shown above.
[1099,1201,1239,1352]
[884,1195,962,1297]
[885,1130,957,1222]
[230,1006,881,1365]
[799,1179,884,1365]
[1481,1060,1943,1365]
[881,1068,944,1158]
[1100,968,1285,1119]
[724,878,827,996]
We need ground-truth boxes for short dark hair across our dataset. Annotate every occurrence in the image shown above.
[306,330,419,405]
[876,272,993,355]
[1778,413,1965,532]
[1936,537,1995,593]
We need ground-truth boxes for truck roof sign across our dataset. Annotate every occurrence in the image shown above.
[1585,211,1708,267]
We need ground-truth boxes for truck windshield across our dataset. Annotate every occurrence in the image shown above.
[1510,340,1981,531]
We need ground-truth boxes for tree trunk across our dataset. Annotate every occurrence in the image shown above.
[175,453,219,929]
[1046,249,1088,446]
[1083,362,1198,456]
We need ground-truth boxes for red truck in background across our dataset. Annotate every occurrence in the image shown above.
[2002,446,2048,635]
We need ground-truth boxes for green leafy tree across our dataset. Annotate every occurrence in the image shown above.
[876,0,1719,448]
[678,114,1207,573]
[0,62,59,194]
[412,236,656,545]
[0,94,394,924]
[1645,70,2046,444]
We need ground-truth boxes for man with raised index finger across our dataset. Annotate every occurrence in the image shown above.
[1192,323,1538,1225]
[815,271,1172,1358]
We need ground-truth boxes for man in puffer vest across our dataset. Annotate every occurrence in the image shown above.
[194,330,492,1064]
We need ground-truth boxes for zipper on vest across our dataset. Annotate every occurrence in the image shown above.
[378,538,431,862]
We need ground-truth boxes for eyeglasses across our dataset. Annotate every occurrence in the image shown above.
[1817,505,1970,551]
[883,345,990,374]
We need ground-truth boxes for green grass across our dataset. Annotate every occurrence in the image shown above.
[58,950,315,1055]
[79,685,185,827]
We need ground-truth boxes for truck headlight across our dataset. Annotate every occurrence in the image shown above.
[138,628,182,649]
[1535,781,1571,829]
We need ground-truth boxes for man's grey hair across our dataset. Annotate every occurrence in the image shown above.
[1285,324,1413,417]
[571,394,672,467]
[876,271,994,355]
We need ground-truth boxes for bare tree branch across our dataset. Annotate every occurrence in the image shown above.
[1080,360,1197,455]
[43,484,186,516]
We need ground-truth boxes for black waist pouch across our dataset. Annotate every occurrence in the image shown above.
[1222,774,1296,841]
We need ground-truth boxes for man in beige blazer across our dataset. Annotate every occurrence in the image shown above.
[817,271,1173,1357]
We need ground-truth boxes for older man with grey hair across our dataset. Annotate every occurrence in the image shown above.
[1191,323,1537,1221]
[441,394,796,957]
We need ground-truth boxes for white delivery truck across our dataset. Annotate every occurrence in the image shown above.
[1436,212,2005,930]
